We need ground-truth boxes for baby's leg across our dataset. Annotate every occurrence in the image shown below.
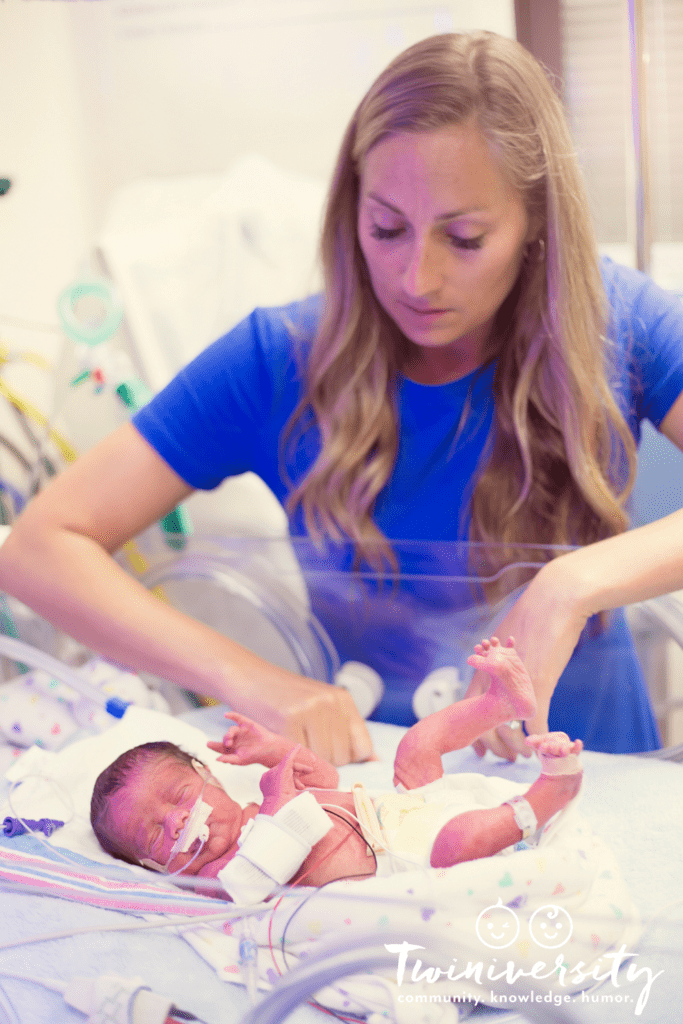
[429,731,583,868]
[436,637,537,753]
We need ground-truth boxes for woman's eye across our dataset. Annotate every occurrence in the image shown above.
[449,235,483,251]
[370,224,404,241]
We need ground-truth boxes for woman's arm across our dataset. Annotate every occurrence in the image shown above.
[427,391,683,764]
[0,423,373,766]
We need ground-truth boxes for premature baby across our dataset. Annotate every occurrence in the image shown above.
[91,638,583,900]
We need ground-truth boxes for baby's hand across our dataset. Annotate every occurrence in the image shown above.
[259,746,307,816]
[207,711,292,768]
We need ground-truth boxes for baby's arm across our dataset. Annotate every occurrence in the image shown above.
[200,749,335,902]
[193,747,319,887]
[207,711,339,788]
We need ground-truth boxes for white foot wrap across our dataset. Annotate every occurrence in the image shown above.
[539,752,583,776]
[218,791,332,903]
[503,794,538,839]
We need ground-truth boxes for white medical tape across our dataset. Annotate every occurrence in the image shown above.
[503,794,538,839]
[171,798,212,856]
[218,855,281,905]
[218,791,332,903]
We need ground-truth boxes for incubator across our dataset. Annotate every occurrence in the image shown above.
[116,528,683,746]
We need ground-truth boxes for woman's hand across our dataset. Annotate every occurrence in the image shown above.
[468,556,590,761]
[226,673,375,768]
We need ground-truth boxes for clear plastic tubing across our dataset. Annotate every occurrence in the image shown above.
[0,635,130,719]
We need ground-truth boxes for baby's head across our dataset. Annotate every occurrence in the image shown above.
[91,741,198,864]
[91,741,245,874]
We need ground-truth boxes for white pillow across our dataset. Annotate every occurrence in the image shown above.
[2,705,265,869]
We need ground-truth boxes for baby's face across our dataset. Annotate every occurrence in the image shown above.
[106,756,245,874]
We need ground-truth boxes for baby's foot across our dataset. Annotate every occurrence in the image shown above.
[526,732,583,776]
[467,636,537,721]
[524,733,583,807]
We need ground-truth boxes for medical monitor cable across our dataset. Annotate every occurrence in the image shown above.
[265,810,380,1023]
[5,772,79,867]
[0,967,214,1024]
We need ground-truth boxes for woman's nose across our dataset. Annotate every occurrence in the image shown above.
[401,238,442,298]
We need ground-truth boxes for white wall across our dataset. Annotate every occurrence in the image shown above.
[0,1,94,331]
[0,0,515,350]
[0,0,511,348]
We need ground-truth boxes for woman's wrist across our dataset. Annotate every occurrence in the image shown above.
[535,550,596,613]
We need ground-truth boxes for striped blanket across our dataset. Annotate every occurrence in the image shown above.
[0,845,227,917]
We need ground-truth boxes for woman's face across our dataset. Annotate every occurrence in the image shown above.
[357,122,533,384]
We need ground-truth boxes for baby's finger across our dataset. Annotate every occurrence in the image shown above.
[207,739,237,756]
[223,710,257,730]
[283,744,303,766]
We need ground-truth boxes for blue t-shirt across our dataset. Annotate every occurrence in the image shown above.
[133,259,683,751]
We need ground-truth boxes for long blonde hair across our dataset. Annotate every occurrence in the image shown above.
[283,31,636,571]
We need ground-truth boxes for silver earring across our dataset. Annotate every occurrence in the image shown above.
[536,238,546,261]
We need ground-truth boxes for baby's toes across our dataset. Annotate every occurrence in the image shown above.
[541,732,573,756]
[525,732,560,755]
[524,732,545,751]
[467,653,489,670]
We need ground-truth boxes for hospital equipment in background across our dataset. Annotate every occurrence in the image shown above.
[56,278,192,545]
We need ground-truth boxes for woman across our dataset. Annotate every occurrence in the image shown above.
[1,32,682,773]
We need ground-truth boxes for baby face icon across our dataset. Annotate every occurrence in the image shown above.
[475,898,520,949]
[528,904,573,948]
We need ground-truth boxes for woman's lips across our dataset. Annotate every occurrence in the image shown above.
[399,301,452,319]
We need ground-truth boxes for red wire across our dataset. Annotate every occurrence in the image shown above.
[264,809,370,1021]
[266,827,354,975]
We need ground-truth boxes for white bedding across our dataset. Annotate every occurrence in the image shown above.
[0,707,681,1024]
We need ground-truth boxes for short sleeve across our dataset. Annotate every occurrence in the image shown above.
[602,259,683,431]
[131,299,319,491]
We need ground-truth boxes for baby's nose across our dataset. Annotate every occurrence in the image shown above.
[169,805,190,839]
